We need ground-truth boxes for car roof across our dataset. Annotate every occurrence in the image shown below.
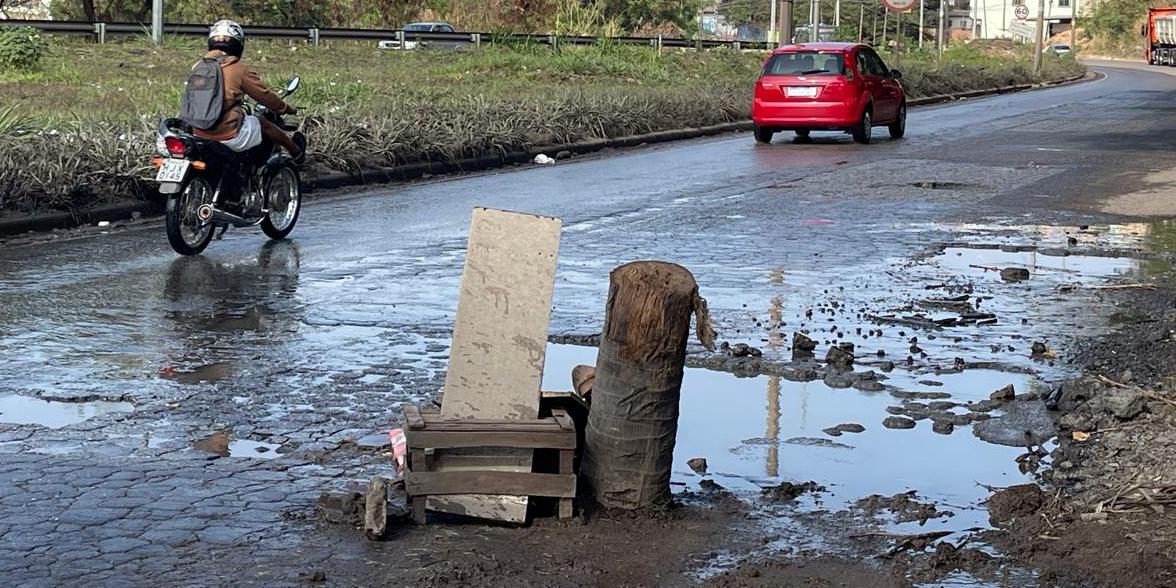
[405,21,452,26]
[771,42,860,54]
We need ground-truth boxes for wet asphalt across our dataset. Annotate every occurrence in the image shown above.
[2,63,1176,586]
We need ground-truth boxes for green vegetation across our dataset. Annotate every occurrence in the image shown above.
[0,37,1082,217]
[0,26,49,71]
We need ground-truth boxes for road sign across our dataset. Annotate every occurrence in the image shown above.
[882,0,917,11]
[1015,5,1030,19]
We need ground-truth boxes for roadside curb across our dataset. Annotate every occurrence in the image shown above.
[0,71,1087,237]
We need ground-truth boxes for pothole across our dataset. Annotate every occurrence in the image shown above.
[541,343,1036,532]
[911,181,976,190]
[193,431,282,459]
[0,394,133,429]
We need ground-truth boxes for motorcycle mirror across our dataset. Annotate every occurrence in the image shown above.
[285,76,301,94]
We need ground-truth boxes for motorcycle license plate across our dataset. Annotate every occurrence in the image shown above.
[155,159,190,183]
[785,86,819,98]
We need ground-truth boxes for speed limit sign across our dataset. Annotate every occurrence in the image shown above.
[1015,5,1030,19]
[881,0,916,11]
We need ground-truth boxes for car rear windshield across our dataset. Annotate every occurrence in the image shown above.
[762,52,845,76]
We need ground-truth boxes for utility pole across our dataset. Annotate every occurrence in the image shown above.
[152,0,163,44]
[1071,0,1078,49]
[919,0,925,47]
[811,0,819,42]
[872,6,879,43]
[883,9,888,47]
[780,0,794,46]
[1033,0,1046,71]
[835,0,841,26]
[938,0,946,54]
[770,0,777,45]
[859,4,865,41]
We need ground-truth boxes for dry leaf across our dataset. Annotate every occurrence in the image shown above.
[1072,431,1091,442]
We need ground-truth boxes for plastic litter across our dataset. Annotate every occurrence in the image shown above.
[389,428,407,474]
[534,154,555,165]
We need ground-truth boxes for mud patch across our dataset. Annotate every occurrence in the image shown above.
[0,393,133,429]
[855,490,955,525]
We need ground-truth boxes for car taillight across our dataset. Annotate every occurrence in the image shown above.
[164,136,186,156]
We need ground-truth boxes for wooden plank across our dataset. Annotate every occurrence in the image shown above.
[409,430,575,450]
[559,498,574,520]
[408,471,577,498]
[404,404,425,429]
[559,449,574,474]
[418,416,562,430]
[433,207,562,523]
[551,409,575,433]
[412,496,426,525]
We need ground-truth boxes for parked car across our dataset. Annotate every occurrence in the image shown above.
[378,22,465,51]
[1046,43,1072,55]
[751,42,906,145]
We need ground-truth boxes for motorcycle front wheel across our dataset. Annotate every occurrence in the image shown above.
[260,163,301,240]
[165,176,215,256]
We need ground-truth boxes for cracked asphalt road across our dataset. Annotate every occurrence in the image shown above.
[3,62,1176,586]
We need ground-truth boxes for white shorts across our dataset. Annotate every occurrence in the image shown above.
[220,115,262,152]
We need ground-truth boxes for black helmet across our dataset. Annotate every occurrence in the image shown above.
[208,19,244,57]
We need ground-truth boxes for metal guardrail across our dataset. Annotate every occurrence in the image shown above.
[0,19,774,51]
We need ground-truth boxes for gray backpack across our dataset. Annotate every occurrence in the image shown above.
[179,56,226,130]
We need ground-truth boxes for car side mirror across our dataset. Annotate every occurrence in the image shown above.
[285,76,301,95]
[890,69,903,79]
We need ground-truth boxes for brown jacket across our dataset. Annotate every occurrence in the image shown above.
[192,50,293,140]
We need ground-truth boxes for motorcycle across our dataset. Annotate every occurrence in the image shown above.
[153,75,306,256]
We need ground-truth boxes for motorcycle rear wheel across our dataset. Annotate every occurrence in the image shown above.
[165,176,215,256]
[261,164,301,240]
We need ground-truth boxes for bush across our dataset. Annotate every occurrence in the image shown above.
[0,27,49,72]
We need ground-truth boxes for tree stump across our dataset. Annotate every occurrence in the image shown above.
[582,261,710,509]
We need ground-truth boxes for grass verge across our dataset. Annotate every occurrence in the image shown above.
[0,38,1084,217]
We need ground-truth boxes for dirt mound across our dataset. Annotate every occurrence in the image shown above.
[985,484,1045,525]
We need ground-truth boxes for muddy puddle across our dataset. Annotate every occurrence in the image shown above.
[193,431,283,459]
[543,344,1037,535]
[0,394,133,429]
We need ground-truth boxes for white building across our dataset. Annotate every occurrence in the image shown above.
[970,0,1076,41]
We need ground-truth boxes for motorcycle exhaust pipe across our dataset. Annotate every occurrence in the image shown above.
[196,204,256,228]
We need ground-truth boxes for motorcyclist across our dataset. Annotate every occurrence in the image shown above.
[192,20,305,164]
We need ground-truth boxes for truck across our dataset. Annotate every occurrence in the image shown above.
[1144,8,1176,65]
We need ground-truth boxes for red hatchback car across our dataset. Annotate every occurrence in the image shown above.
[751,42,906,144]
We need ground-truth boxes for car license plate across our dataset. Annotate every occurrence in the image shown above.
[785,86,819,98]
[155,159,190,183]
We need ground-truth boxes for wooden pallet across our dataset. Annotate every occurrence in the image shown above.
[403,404,577,524]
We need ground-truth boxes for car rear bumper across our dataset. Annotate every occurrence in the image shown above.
[752,99,859,129]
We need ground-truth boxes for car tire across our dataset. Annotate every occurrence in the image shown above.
[754,126,774,144]
[888,103,906,139]
[852,108,872,145]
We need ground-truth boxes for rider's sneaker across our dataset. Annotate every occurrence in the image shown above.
[291,132,306,166]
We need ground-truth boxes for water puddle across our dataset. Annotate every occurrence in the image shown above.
[163,361,236,384]
[192,431,282,459]
[932,247,1139,284]
[0,394,133,429]
[542,343,1036,535]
